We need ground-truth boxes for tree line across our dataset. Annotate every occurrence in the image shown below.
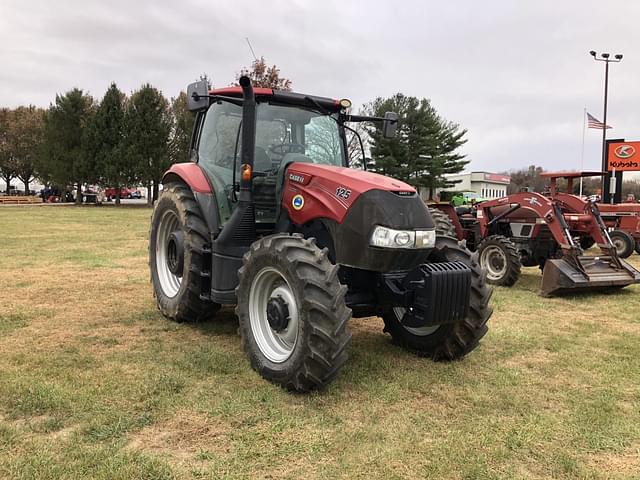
[505,164,640,198]
[1,57,470,204]
[0,83,193,204]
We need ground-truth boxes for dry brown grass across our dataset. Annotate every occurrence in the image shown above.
[1,205,640,479]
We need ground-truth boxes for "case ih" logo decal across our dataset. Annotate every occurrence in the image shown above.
[614,144,636,159]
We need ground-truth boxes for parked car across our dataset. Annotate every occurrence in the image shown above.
[104,187,142,200]
[451,191,488,207]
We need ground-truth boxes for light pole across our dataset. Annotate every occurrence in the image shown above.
[589,50,622,200]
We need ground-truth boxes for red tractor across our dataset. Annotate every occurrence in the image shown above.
[148,77,493,391]
[538,171,640,258]
[431,179,640,296]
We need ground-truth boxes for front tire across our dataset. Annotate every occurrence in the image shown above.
[477,235,521,286]
[382,236,492,360]
[236,234,352,391]
[149,183,220,322]
[609,230,634,258]
[428,207,457,238]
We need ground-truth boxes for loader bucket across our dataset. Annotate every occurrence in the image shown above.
[540,255,640,297]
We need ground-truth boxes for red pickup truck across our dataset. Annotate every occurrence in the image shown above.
[105,187,142,200]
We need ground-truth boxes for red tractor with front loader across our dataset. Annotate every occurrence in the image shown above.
[148,77,493,391]
[538,171,640,258]
[431,175,640,296]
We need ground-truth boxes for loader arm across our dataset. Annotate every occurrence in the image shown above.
[474,192,640,296]
[477,192,574,248]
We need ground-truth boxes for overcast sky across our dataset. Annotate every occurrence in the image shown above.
[1,0,639,175]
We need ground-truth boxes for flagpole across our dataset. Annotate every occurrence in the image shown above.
[579,107,586,196]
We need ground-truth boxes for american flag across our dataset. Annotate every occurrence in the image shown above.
[587,112,611,130]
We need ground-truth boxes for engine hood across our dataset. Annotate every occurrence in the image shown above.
[282,162,423,226]
[286,163,416,194]
[281,163,434,271]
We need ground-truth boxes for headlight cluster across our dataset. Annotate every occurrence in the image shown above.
[369,226,436,249]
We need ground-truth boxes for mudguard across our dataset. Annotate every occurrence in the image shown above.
[162,163,212,194]
[162,162,219,236]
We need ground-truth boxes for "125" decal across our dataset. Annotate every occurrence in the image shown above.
[335,187,351,200]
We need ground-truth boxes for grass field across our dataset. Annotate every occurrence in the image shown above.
[1,206,639,479]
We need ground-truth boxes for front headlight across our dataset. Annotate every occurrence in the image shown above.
[369,226,435,249]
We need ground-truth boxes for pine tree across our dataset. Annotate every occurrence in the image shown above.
[125,84,171,203]
[169,91,195,165]
[367,93,468,199]
[84,83,128,204]
[42,89,95,202]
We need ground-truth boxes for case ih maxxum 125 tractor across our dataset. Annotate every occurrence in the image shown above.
[149,77,493,391]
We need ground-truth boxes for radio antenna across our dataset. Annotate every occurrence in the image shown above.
[245,37,258,61]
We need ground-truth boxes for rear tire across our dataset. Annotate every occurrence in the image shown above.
[477,235,521,286]
[609,230,634,258]
[635,241,640,255]
[382,236,492,360]
[149,183,220,322]
[236,234,352,391]
[428,207,457,238]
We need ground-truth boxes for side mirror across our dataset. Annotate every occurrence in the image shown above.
[383,111,398,138]
[187,79,210,112]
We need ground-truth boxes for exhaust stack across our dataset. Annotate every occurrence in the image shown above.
[210,76,257,302]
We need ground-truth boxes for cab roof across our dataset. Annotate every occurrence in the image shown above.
[209,87,342,112]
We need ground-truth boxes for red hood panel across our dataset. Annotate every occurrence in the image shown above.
[288,163,415,193]
[282,163,417,225]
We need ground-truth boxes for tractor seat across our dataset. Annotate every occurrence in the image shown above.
[253,147,272,173]
[455,206,472,216]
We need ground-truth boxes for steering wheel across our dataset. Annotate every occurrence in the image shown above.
[269,143,305,156]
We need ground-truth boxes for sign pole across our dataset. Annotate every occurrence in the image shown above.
[580,107,586,197]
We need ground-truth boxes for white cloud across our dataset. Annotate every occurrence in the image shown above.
[1,0,639,174]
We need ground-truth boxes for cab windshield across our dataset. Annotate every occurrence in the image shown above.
[199,103,345,174]
[198,102,346,224]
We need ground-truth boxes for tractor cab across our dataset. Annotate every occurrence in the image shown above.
[194,90,346,230]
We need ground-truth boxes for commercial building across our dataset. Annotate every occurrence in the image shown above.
[438,171,511,200]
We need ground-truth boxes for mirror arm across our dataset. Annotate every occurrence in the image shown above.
[191,93,245,107]
[342,114,395,124]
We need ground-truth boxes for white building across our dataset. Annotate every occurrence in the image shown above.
[0,178,44,195]
[438,171,511,200]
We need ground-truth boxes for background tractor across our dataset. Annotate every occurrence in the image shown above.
[431,176,640,296]
[148,76,493,391]
[538,171,640,258]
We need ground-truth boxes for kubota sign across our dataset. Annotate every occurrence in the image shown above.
[607,141,640,171]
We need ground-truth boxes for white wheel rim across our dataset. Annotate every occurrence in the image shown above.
[249,267,300,363]
[480,246,508,281]
[393,307,439,336]
[155,210,182,298]
[612,237,625,254]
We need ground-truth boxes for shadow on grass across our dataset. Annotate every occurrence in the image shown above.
[185,307,239,337]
